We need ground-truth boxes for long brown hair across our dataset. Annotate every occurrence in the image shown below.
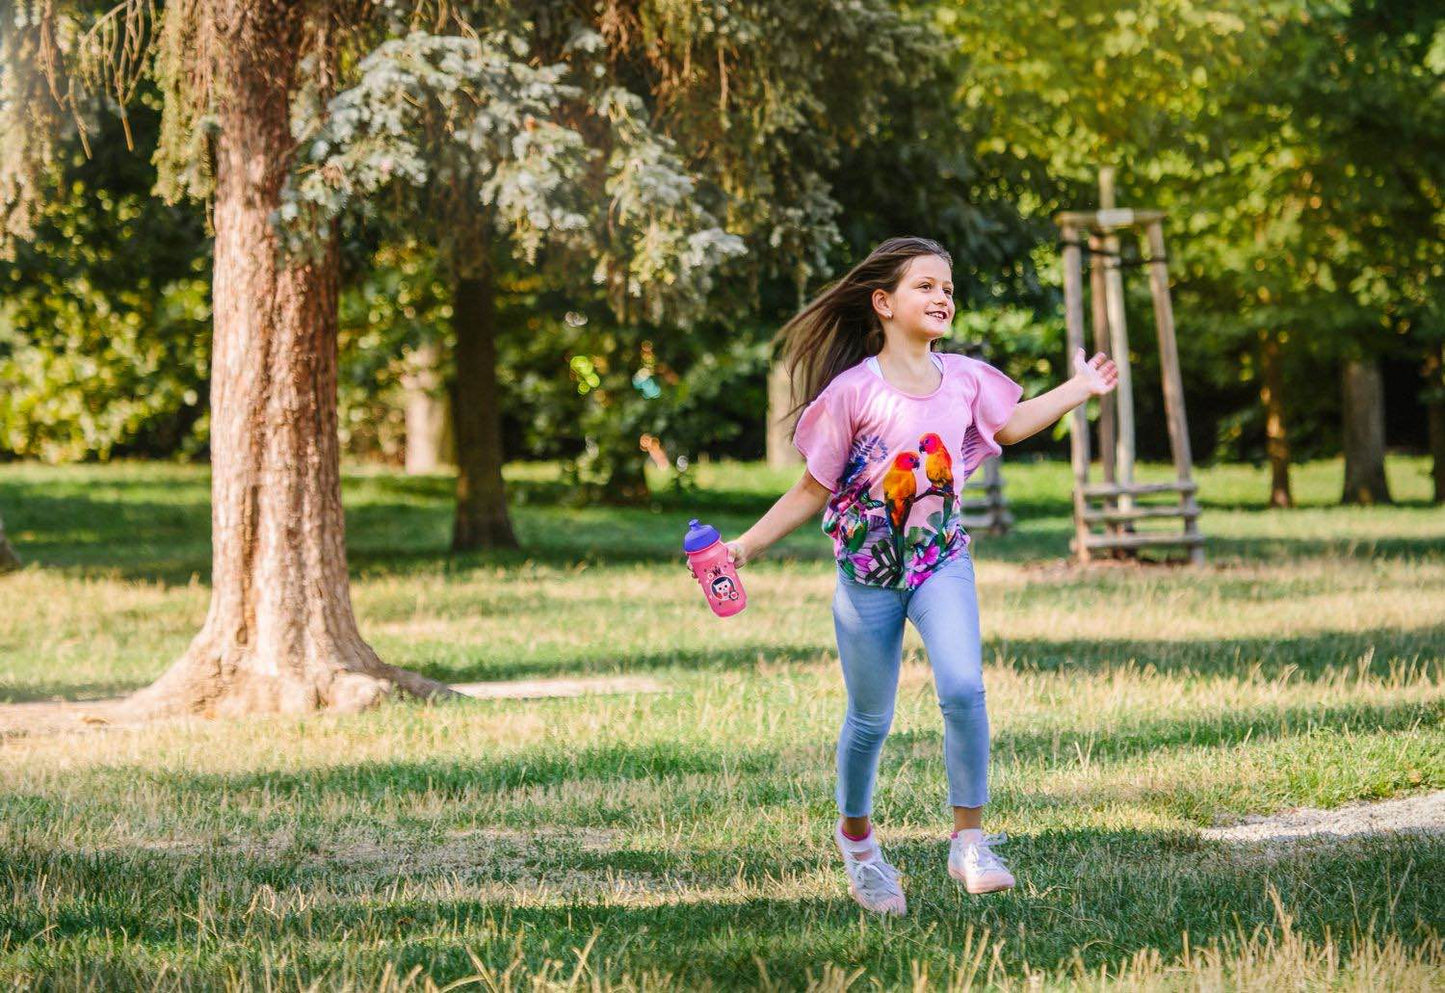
[775,236,953,430]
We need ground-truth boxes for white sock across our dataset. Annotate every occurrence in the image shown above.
[952,828,984,845]
[837,821,878,859]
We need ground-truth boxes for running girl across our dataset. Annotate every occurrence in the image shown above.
[724,236,1118,915]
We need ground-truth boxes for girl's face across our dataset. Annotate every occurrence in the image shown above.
[873,254,954,344]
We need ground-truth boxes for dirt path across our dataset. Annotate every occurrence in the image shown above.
[1203,791,1445,847]
[0,675,668,738]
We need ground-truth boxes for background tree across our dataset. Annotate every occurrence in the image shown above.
[550,0,957,499]
[0,507,18,573]
[936,0,1443,504]
[1272,0,1445,505]
[3,0,455,715]
[934,0,1268,471]
[292,16,748,528]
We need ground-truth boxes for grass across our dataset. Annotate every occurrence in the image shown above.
[0,455,1440,990]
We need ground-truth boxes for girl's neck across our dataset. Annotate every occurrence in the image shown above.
[876,338,937,375]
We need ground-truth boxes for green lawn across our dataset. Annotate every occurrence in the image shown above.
[0,456,1441,989]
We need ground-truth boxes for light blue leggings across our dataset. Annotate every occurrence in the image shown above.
[831,549,989,816]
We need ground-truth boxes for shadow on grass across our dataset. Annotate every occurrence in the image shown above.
[6,467,1440,587]
[894,698,1440,769]
[986,624,1445,680]
[0,486,835,586]
[49,695,1428,815]
[0,680,146,705]
[5,620,1436,703]
[390,621,1442,685]
[1,819,1438,987]
[390,642,830,684]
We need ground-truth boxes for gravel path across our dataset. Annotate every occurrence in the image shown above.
[1203,791,1445,845]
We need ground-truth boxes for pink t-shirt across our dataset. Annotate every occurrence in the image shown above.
[792,351,1023,589]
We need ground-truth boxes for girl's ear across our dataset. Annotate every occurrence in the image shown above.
[871,288,893,320]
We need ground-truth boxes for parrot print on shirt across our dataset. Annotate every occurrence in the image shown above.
[919,432,954,494]
[881,451,921,566]
[880,452,920,531]
[824,434,967,589]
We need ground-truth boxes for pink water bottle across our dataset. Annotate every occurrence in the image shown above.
[683,518,747,617]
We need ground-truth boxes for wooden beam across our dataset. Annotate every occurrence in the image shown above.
[1082,504,1202,524]
[1081,480,1197,498]
[1059,223,1092,564]
[1098,177,1136,518]
[1087,233,1117,491]
[1082,531,1206,551]
[1144,220,1205,566]
[1053,209,1167,229]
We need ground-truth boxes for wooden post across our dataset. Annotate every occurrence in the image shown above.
[1144,220,1204,565]
[1060,224,1092,563]
[983,456,1011,533]
[1087,232,1120,544]
[1087,234,1117,486]
[1098,170,1136,515]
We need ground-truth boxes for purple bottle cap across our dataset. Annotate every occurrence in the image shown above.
[683,518,721,553]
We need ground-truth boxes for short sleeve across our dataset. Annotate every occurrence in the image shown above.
[792,384,852,491]
[959,357,1024,478]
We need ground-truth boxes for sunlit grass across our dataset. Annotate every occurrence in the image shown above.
[0,456,1440,988]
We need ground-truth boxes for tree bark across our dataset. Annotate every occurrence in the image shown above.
[403,341,453,475]
[0,507,20,573]
[1260,330,1292,508]
[128,2,449,717]
[450,265,518,551]
[1340,356,1392,506]
[766,358,801,469]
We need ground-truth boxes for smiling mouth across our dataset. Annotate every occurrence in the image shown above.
[926,311,949,321]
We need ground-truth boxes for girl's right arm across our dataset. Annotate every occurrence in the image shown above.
[726,469,832,566]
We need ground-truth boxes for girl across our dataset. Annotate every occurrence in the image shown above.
[724,236,1118,916]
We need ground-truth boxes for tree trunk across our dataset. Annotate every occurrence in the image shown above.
[0,507,20,573]
[128,2,449,717]
[601,455,650,505]
[1340,356,1392,506]
[450,265,518,551]
[1427,343,1445,505]
[1260,330,1292,508]
[766,358,801,469]
[403,341,453,475]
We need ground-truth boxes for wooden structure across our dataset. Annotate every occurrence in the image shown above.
[1054,202,1204,564]
[959,457,1012,535]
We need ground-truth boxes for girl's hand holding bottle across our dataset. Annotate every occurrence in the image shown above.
[683,519,748,617]
[724,539,749,567]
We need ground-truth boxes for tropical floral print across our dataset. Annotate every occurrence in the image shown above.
[822,431,967,589]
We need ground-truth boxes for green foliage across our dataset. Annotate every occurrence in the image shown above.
[0,105,211,462]
[288,25,745,328]
[938,0,1444,468]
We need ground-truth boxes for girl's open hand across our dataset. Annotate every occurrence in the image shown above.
[1073,348,1120,397]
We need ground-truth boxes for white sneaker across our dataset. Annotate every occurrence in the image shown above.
[834,822,907,916]
[948,830,1015,894]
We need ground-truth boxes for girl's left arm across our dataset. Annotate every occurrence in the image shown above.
[995,349,1119,446]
